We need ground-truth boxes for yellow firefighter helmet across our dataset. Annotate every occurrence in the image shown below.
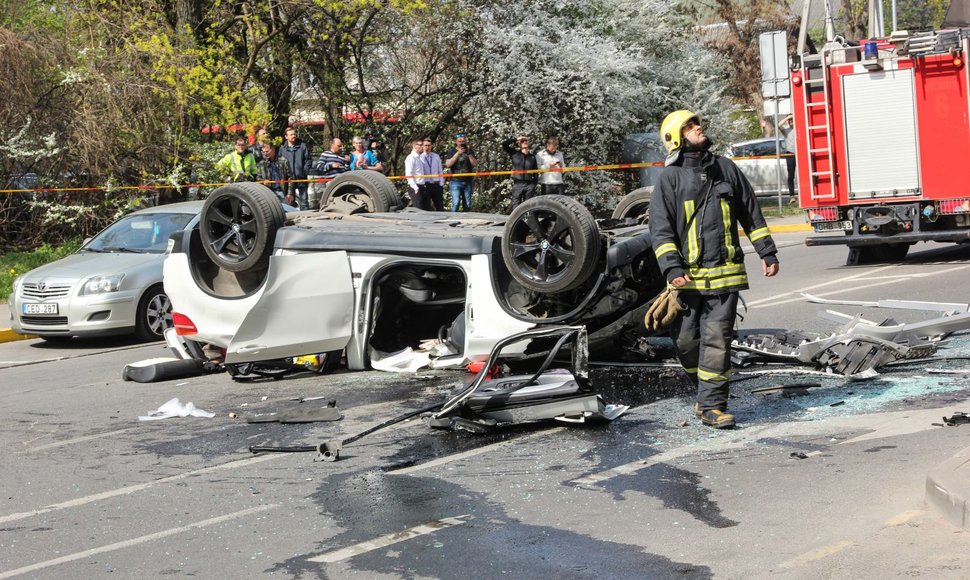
[660,110,700,153]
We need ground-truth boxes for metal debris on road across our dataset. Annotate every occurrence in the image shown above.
[732,295,970,377]
[751,383,822,396]
[942,412,970,426]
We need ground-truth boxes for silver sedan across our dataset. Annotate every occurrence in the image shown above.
[7,202,202,342]
[725,137,795,197]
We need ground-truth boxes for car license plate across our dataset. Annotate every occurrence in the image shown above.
[23,303,58,315]
[813,220,852,233]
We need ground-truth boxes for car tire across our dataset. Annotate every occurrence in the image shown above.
[135,284,172,341]
[502,195,601,293]
[320,172,403,213]
[611,187,652,223]
[200,182,283,273]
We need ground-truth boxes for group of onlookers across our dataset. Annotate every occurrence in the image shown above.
[216,128,567,213]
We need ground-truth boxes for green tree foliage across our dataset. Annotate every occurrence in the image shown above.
[889,0,949,32]
[689,0,796,110]
[1,0,755,246]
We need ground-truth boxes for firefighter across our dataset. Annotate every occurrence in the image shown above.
[650,110,780,428]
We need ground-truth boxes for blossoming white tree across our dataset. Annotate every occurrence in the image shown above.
[466,0,742,211]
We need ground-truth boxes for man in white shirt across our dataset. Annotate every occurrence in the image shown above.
[404,138,426,209]
[536,136,566,196]
[420,137,445,211]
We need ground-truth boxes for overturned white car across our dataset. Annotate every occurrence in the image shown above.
[162,178,661,373]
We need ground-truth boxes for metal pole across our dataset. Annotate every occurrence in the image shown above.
[773,103,782,213]
[891,0,898,33]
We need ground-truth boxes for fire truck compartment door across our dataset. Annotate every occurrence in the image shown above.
[842,68,920,200]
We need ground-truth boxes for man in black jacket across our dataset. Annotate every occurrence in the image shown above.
[502,135,538,211]
[650,109,780,429]
[280,127,312,210]
[258,142,294,205]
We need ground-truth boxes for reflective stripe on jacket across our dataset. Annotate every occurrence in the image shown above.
[649,152,777,295]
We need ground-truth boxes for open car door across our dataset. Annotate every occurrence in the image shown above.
[226,252,354,363]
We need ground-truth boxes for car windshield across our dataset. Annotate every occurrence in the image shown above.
[83,212,194,254]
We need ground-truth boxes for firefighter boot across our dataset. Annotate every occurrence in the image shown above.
[693,402,703,418]
[700,409,736,429]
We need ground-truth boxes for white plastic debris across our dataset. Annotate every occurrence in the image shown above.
[369,347,432,373]
[138,397,216,421]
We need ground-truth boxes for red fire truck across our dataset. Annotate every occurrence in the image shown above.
[792,19,970,265]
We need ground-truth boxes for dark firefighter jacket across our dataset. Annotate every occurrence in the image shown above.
[649,151,777,295]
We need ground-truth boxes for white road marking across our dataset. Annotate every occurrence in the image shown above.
[747,278,910,309]
[20,428,134,453]
[307,514,472,563]
[0,504,277,579]
[746,263,970,309]
[777,540,854,569]
[0,504,279,579]
[0,454,280,525]
[386,428,565,475]
[885,510,923,526]
[745,263,899,308]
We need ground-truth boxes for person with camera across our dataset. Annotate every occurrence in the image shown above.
[501,135,538,211]
[366,136,386,174]
[444,133,478,212]
[536,136,566,196]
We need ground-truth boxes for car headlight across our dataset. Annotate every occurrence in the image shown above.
[80,274,125,295]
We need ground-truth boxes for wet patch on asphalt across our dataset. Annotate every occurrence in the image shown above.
[270,470,713,579]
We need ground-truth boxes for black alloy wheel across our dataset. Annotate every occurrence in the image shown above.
[501,195,600,293]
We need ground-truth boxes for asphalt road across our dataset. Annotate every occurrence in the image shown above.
[2,230,970,579]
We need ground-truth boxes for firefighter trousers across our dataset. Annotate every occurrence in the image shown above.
[669,291,739,411]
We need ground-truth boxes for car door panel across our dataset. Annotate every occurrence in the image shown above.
[226,251,354,363]
[464,254,535,359]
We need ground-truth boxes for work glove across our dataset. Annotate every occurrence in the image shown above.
[644,285,685,333]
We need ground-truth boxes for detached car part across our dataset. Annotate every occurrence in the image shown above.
[733,329,937,376]
[429,325,628,429]
[248,325,627,462]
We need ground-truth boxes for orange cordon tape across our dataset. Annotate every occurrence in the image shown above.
[0,155,788,195]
